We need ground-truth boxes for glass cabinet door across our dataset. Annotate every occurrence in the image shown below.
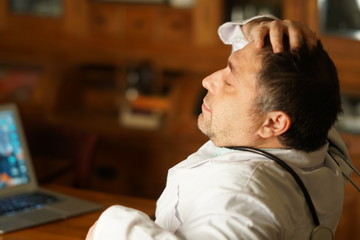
[318,0,360,41]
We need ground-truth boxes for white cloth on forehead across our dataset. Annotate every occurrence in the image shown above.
[217,15,277,52]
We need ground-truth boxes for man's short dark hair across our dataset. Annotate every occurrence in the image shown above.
[255,37,342,152]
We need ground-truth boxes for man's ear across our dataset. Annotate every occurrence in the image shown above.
[257,111,291,138]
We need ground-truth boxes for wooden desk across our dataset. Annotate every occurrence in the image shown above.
[1,183,358,240]
[0,185,156,240]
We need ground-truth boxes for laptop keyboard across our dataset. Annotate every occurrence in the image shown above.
[0,192,59,216]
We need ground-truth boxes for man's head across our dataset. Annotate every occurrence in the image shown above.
[255,37,342,151]
[198,42,285,148]
[198,38,341,152]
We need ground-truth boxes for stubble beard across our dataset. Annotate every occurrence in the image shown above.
[197,113,214,139]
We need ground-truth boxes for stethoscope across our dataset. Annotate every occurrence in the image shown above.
[226,145,339,240]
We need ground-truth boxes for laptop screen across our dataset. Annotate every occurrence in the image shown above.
[0,110,30,189]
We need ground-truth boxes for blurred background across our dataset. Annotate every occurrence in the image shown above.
[1,1,360,238]
[0,0,359,209]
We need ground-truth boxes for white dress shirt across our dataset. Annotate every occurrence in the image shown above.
[90,128,349,240]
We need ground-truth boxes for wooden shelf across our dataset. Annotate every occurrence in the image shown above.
[130,95,171,112]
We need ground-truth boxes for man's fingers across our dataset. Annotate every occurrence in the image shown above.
[287,24,303,51]
[245,19,318,53]
[285,20,317,51]
[252,25,269,49]
[299,23,317,50]
[268,20,285,53]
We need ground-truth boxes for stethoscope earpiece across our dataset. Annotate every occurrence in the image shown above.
[310,226,333,240]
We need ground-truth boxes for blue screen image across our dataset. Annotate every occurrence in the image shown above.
[0,111,29,188]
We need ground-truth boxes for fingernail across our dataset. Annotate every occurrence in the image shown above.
[275,46,283,53]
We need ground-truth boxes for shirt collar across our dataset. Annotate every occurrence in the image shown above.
[173,140,328,170]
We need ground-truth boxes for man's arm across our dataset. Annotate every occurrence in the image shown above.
[86,206,182,240]
[87,192,279,240]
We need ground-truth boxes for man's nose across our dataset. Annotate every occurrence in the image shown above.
[202,75,211,91]
[202,70,224,93]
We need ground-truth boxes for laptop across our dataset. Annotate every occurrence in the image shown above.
[0,103,102,234]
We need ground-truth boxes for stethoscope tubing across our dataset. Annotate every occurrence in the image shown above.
[227,146,320,227]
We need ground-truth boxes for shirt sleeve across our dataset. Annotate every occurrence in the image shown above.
[89,205,183,240]
[89,195,279,240]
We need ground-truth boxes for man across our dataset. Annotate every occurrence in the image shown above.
[86,17,351,240]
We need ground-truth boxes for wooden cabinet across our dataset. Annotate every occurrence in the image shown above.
[0,0,228,128]
[125,6,158,42]
[1,0,359,92]
[159,8,193,43]
[88,3,126,38]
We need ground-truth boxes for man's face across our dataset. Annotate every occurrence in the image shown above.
[198,42,265,147]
